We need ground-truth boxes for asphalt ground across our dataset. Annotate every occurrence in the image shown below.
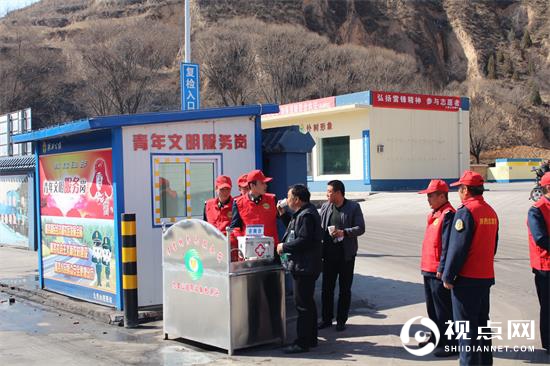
[1,182,549,365]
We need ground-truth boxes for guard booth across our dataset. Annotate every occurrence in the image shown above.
[12,105,278,309]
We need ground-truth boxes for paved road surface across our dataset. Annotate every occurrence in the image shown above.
[1,182,549,365]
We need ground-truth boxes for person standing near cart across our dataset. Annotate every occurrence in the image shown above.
[443,171,499,366]
[229,170,279,244]
[277,184,322,353]
[418,179,457,357]
[237,173,250,196]
[527,172,550,354]
[318,180,365,332]
[203,175,234,232]
[203,175,237,260]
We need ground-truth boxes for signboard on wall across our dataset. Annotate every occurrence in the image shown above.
[0,175,30,247]
[39,148,118,306]
[268,96,336,116]
[371,91,460,112]
[181,62,200,111]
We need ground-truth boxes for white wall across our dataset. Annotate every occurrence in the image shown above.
[122,117,256,306]
[263,108,370,182]
[369,107,468,180]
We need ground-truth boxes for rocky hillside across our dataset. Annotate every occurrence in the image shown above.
[0,0,548,155]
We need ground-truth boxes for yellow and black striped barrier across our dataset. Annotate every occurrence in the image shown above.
[121,213,138,328]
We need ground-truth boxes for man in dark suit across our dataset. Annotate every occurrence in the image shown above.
[277,184,322,353]
[318,180,365,331]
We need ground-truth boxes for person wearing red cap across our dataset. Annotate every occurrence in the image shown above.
[418,179,457,357]
[203,175,234,236]
[527,172,550,354]
[442,170,499,365]
[237,173,250,196]
[229,169,279,244]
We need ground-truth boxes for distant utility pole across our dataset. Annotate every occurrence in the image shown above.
[184,0,191,62]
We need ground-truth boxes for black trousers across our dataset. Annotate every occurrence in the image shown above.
[534,272,549,349]
[424,276,456,348]
[452,285,492,366]
[321,256,355,324]
[293,273,319,348]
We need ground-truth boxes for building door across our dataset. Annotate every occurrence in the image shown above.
[362,130,371,185]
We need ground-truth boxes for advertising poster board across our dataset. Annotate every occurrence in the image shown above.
[0,175,30,247]
[39,148,118,306]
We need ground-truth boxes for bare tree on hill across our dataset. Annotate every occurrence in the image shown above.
[195,20,258,106]
[77,21,178,116]
[470,102,503,164]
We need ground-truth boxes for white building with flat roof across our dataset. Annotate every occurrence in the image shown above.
[262,90,470,192]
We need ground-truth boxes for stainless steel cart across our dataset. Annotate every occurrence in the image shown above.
[162,219,285,355]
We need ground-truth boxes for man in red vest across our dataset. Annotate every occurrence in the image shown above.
[203,175,234,233]
[237,173,250,196]
[229,169,279,244]
[418,179,457,356]
[204,175,239,261]
[527,172,550,354]
[443,171,499,365]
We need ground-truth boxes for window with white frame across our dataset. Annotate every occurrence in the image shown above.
[320,136,350,175]
[151,154,220,226]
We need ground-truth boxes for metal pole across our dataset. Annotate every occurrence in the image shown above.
[121,213,139,328]
[184,0,191,63]
[458,106,464,174]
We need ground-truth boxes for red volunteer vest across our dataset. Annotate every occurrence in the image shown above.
[235,193,279,243]
[527,199,550,271]
[421,202,455,273]
[205,196,234,233]
[459,196,498,279]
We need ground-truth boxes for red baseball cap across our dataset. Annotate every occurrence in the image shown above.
[246,169,272,183]
[238,174,248,188]
[541,172,550,186]
[215,175,232,189]
[418,179,449,194]
[450,170,484,187]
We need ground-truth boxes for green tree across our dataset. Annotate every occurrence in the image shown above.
[521,30,532,49]
[486,54,496,79]
[502,55,513,77]
[530,83,542,106]
[507,29,515,43]
[496,50,504,63]
[528,59,536,75]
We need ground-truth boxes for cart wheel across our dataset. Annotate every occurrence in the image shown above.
[530,188,543,202]
[164,333,168,340]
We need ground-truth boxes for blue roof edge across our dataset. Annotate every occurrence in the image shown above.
[12,104,279,143]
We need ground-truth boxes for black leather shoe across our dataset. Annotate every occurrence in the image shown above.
[283,344,309,354]
[336,323,346,331]
[318,321,332,329]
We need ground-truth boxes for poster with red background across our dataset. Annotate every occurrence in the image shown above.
[39,148,117,306]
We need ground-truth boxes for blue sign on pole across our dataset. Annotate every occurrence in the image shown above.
[181,62,200,110]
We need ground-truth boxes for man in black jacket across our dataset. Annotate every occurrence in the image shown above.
[318,180,365,332]
[277,184,322,353]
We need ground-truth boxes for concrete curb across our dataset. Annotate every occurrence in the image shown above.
[0,281,162,326]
